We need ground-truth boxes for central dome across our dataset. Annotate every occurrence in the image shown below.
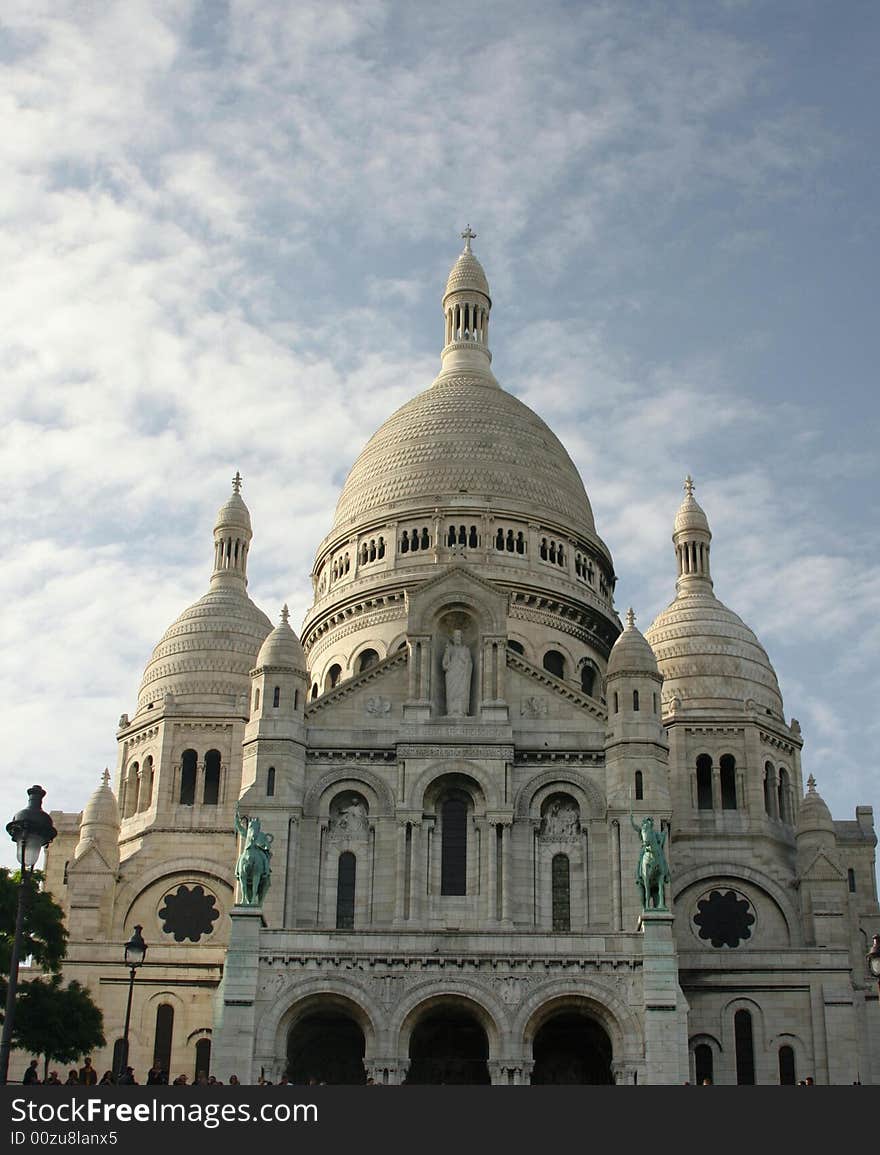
[332,373,598,540]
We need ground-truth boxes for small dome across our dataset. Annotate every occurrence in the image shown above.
[607,609,660,679]
[797,775,834,838]
[444,229,491,301]
[138,586,272,711]
[674,475,711,537]
[215,472,252,534]
[255,605,306,672]
[646,590,783,716]
[75,770,120,863]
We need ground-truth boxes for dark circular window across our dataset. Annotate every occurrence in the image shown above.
[693,889,755,948]
[158,884,220,943]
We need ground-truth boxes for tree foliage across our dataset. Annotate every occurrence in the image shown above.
[0,868,67,976]
[12,975,105,1079]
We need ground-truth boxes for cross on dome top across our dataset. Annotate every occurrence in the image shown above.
[281,604,290,625]
[684,474,695,498]
[461,225,477,252]
[232,471,243,494]
[626,607,636,630]
[807,774,817,794]
[101,768,111,787]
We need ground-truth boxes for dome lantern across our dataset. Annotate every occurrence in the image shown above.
[673,475,712,592]
[440,227,496,378]
[212,471,253,588]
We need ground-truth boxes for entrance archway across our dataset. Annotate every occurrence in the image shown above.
[287,1010,366,1085]
[531,1012,613,1084]
[405,1008,491,1085]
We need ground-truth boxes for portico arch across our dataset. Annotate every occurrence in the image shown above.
[273,991,376,1085]
[399,992,499,1085]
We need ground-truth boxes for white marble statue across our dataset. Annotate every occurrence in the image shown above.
[442,629,472,717]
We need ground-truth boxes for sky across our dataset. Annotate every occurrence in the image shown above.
[1,0,878,874]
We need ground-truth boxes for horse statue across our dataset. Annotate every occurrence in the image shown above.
[630,813,670,911]
[234,801,274,906]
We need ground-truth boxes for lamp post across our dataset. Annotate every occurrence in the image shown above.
[116,925,147,1079]
[868,934,880,997]
[0,785,57,1085]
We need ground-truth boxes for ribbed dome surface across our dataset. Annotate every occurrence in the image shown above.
[332,375,597,537]
[797,777,834,837]
[138,585,273,711]
[445,249,491,299]
[646,590,783,715]
[80,774,119,832]
[256,611,306,672]
[607,611,660,678]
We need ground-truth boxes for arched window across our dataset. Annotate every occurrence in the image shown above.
[448,525,457,546]
[540,538,548,560]
[311,682,318,700]
[458,525,466,545]
[468,526,478,548]
[506,529,515,552]
[763,762,774,815]
[194,1038,211,1083]
[551,854,571,931]
[138,756,153,812]
[273,685,281,708]
[543,650,565,679]
[378,537,385,559]
[179,750,197,806]
[516,531,525,554]
[734,1010,755,1085]
[421,527,430,550]
[153,1004,174,1077]
[325,664,342,692]
[440,797,468,896]
[696,754,713,810]
[632,689,640,711]
[123,762,139,819]
[336,852,356,929]
[203,750,221,806]
[267,766,276,797]
[357,649,379,674]
[400,531,410,554]
[778,1045,796,1085]
[720,754,737,810]
[778,768,790,823]
[507,640,525,656]
[634,771,644,801]
[694,1043,713,1085]
[580,664,595,696]
[495,528,504,550]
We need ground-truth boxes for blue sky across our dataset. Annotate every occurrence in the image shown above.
[1,0,877,872]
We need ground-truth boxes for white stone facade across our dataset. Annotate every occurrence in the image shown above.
[33,237,878,1086]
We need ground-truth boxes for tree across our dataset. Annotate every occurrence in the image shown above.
[0,868,67,976]
[12,976,105,1081]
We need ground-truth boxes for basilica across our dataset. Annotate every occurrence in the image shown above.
[37,235,878,1085]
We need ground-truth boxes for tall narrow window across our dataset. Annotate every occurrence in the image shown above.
[696,755,713,810]
[440,797,468,896]
[847,868,856,893]
[613,692,619,713]
[203,750,221,806]
[632,689,640,711]
[734,1010,755,1085]
[273,686,281,708]
[634,771,644,801]
[778,1045,796,1086]
[194,1038,211,1082]
[694,1043,713,1085]
[551,854,571,931]
[179,750,197,806]
[336,852,356,929]
[580,664,595,696]
[720,755,737,810]
[778,768,790,823]
[139,756,153,812]
[266,766,276,797]
[763,762,774,815]
[153,1004,174,1076]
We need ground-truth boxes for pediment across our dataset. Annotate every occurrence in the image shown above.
[507,650,606,723]
[406,565,508,634]
[69,840,115,874]
[306,648,407,724]
[798,848,846,884]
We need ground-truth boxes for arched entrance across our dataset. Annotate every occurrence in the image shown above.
[287,1009,366,1085]
[531,1011,613,1084]
[405,1008,491,1085]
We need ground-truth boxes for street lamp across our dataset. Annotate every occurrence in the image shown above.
[116,926,147,1079]
[868,934,880,995]
[0,785,58,1085]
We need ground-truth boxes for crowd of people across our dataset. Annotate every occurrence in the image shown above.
[19,1057,333,1086]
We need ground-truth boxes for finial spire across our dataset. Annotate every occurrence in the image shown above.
[684,474,694,498]
[281,604,290,625]
[232,470,243,494]
[807,774,817,794]
[625,607,636,630]
[461,224,476,252]
[101,768,111,787]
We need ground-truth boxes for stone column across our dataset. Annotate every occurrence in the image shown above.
[394,820,408,923]
[611,820,622,931]
[212,906,265,1085]
[501,822,512,922]
[486,820,497,922]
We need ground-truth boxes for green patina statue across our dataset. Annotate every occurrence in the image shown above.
[234,800,274,906]
[630,813,670,912]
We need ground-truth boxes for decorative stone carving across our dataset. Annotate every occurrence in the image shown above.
[540,797,580,841]
[365,696,392,717]
[328,792,370,839]
[521,696,549,719]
